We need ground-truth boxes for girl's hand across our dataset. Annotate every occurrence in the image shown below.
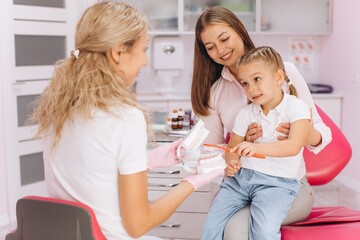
[230,141,258,158]
[225,159,240,177]
[246,123,262,142]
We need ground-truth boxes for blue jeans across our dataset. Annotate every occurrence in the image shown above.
[201,168,300,240]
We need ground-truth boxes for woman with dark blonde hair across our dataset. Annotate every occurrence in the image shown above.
[30,2,223,239]
[191,6,332,239]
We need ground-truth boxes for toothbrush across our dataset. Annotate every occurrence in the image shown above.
[203,143,266,159]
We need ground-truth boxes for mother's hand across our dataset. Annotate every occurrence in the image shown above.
[276,123,291,140]
[246,123,262,142]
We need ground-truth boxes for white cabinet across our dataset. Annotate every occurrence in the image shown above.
[183,0,256,33]
[312,93,343,129]
[0,0,78,222]
[121,0,179,35]
[147,165,217,239]
[121,0,331,35]
[138,94,191,113]
[259,0,331,35]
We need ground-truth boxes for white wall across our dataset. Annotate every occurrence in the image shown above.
[136,35,195,95]
[136,34,317,95]
[319,0,360,199]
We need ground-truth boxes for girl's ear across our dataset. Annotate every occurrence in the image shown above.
[276,69,285,86]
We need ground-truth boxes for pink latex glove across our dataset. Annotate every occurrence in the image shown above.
[147,138,183,171]
[181,169,225,191]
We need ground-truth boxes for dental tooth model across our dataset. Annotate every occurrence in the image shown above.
[197,151,227,174]
[176,120,226,174]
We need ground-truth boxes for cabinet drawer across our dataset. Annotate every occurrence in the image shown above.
[148,212,207,239]
[149,191,212,213]
[148,166,188,179]
[148,177,211,192]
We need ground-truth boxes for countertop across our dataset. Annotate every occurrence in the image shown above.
[311,93,343,98]
[136,92,342,101]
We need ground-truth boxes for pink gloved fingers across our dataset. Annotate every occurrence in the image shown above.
[181,169,225,191]
[147,138,183,170]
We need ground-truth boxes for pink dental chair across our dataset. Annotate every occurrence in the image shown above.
[281,106,360,240]
[5,195,106,240]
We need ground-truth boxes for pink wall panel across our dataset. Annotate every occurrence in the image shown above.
[319,0,360,187]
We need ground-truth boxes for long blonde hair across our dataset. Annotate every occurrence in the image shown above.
[29,1,151,148]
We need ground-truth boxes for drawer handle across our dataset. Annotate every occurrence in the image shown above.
[149,170,181,175]
[149,183,179,187]
[159,223,181,228]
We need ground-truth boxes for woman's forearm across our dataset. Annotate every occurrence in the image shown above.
[307,128,322,147]
[120,173,194,238]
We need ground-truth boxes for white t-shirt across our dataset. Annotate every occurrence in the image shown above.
[43,106,149,239]
[232,94,311,179]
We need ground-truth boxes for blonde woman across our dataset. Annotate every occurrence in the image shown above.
[30,2,222,239]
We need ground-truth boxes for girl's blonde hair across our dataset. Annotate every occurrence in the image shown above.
[29,1,151,148]
[237,46,297,97]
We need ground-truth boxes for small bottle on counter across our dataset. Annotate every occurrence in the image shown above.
[183,115,190,130]
[185,109,192,119]
[184,109,193,129]
[171,109,179,130]
[177,108,184,129]
[166,116,172,131]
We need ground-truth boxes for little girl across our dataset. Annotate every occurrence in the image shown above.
[201,46,312,240]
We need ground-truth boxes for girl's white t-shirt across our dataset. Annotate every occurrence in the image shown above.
[43,106,149,239]
[232,94,311,179]
[201,62,331,154]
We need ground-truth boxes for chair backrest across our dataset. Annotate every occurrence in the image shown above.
[304,105,352,186]
[5,196,106,240]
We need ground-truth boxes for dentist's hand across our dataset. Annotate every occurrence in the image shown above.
[147,138,183,170]
[181,169,224,191]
